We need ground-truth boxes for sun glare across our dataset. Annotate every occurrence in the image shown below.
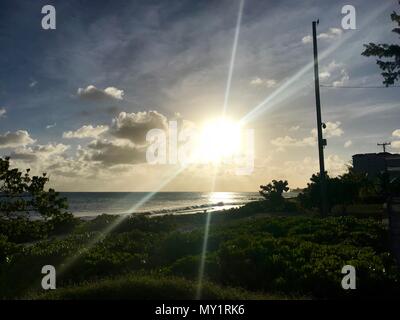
[197,118,242,163]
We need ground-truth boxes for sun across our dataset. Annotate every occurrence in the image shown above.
[197,118,242,163]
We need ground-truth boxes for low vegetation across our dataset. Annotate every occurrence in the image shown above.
[1,157,399,299]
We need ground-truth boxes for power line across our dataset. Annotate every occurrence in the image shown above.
[320,84,400,88]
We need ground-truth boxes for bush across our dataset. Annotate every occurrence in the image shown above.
[28,273,276,300]
[1,213,399,299]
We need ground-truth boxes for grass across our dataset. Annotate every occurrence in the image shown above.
[27,273,289,300]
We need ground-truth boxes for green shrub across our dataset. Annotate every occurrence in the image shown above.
[28,273,277,300]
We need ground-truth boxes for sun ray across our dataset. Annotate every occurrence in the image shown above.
[195,0,246,300]
[222,0,245,117]
[56,165,188,276]
[239,3,392,125]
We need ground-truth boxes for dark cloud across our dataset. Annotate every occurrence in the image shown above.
[8,151,37,161]
[7,143,69,162]
[110,111,168,145]
[85,139,147,166]
[0,130,35,148]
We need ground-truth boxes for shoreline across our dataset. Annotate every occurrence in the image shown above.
[77,203,246,221]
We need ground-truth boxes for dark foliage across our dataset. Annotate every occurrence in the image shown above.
[362,2,400,86]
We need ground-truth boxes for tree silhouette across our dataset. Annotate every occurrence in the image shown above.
[362,2,400,86]
[259,180,289,206]
[0,157,68,220]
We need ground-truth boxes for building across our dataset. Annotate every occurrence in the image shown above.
[352,152,400,178]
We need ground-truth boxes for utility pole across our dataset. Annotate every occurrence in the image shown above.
[312,20,328,217]
[377,142,391,153]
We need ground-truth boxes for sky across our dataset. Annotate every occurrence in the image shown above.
[0,0,399,192]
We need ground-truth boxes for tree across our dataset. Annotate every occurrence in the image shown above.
[0,157,68,220]
[259,180,289,206]
[298,168,378,214]
[298,173,330,212]
[362,2,400,86]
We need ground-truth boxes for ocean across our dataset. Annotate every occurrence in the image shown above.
[61,191,298,218]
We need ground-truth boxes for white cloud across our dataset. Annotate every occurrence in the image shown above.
[250,77,277,88]
[289,125,300,131]
[302,28,342,45]
[391,128,400,149]
[332,69,349,87]
[312,121,344,138]
[344,140,352,148]
[319,71,331,80]
[319,61,349,86]
[273,122,343,151]
[103,87,124,100]
[392,129,400,138]
[318,28,342,41]
[46,123,56,129]
[329,28,343,36]
[301,35,312,44]
[77,85,124,101]
[280,154,347,183]
[63,125,109,139]
[9,143,70,161]
[326,154,348,176]
[0,108,6,118]
[392,141,400,149]
[0,130,35,149]
[324,121,344,137]
[270,135,316,149]
[324,61,341,74]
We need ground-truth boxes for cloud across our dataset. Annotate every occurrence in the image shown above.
[324,121,344,137]
[9,143,69,161]
[312,121,344,138]
[46,123,56,129]
[250,77,277,88]
[326,154,348,176]
[78,106,121,117]
[281,154,347,183]
[344,140,352,148]
[319,71,331,80]
[0,108,6,118]
[301,35,312,44]
[77,85,124,101]
[83,139,146,166]
[270,135,316,149]
[332,69,349,87]
[392,129,400,138]
[289,125,300,131]
[392,141,400,149]
[302,28,342,44]
[110,111,168,145]
[63,124,109,139]
[273,122,344,151]
[0,130,35,149]
[318,28,342,40]
[29,80,38,88]
[392,130,400,149]
[320,61,349,87]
